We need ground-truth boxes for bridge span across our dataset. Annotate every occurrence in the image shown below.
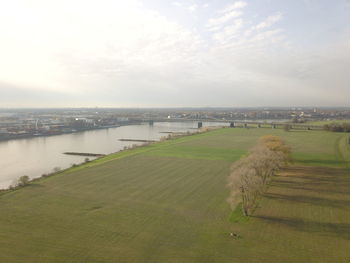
[136,118,324,130]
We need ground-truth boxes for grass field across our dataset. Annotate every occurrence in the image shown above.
[0,128,350,262]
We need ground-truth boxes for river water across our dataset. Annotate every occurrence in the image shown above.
[0,122,228,189]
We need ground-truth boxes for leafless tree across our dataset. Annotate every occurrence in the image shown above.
[228,159,262,216]
[227,135,291,216]
[247,145,285,186]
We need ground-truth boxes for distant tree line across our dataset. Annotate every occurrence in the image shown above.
[324,123,350,132]
[227,135,291,216]
[291,117,306,123]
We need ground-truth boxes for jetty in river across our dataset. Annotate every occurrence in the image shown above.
[119,139,157,143]
[63,152,106,157]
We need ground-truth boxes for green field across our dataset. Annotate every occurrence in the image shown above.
[1,128,350,262]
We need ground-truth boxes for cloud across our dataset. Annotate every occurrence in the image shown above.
[172,1,198,12]
[207,11,243,32]
[255,13,283,30]
[0,1,296,107]
[206,35,350,106]
[220,1,247,13]
[0,0,349,107]
[0,0,201,94]
[172,1,182,7]
[212,19,243,44]
[187,4,198,12]
[207,1,247,31]
[208,11,242,29]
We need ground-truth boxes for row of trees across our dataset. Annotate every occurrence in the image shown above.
[324,123,350,132]
[227,135,291,216]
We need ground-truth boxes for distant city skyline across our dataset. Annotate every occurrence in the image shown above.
[1,0,349,107]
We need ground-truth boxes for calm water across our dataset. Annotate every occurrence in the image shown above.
[0,122,228,189]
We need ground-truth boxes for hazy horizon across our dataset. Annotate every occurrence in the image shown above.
[1,106,350,111]
[1,0,350,108]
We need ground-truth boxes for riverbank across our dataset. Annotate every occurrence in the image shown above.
[1,127,349,262]
[0,126,212,191]
[0,123,138,142]
[1,122,205,189]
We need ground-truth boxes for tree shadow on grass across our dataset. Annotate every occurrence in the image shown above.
[272,177,350,189]
[282,174,350,183]
[256,166,350,240]
[280,166,347,175]
[263,193,350,209]
[271,180,347,197]
[254,215,350,240]
[272,166,350,195]
[269,183,350,195]
[296,159,348,166]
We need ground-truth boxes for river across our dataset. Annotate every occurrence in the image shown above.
[0,122,228,189]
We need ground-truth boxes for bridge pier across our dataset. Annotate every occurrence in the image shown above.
[198,122,203,129]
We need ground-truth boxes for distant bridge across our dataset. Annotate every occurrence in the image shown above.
[137,118,324,130]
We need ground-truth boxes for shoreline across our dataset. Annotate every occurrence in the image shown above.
[0,126,219,193]
[0,122,141,143]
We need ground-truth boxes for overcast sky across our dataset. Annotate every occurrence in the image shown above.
[0,0,349,107]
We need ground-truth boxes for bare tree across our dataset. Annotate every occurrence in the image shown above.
[259,135,291,163]
[227,135,291,216]
[248,145,285,186]
[228,159,262,216]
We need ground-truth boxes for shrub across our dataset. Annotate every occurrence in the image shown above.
[324,122,350,132]
[53,167,61,173]
[17,175,30,187]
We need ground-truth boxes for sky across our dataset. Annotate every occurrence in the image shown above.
[0,0,349,108]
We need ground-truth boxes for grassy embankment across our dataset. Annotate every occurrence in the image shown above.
[0,128,349,263]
